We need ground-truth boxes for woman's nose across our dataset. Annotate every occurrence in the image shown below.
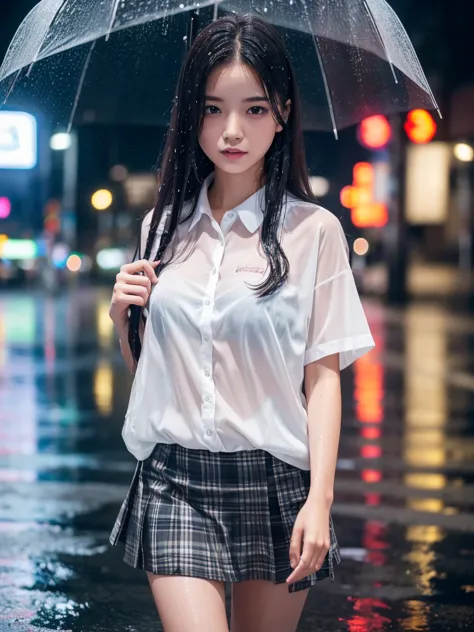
[224,113,244,138]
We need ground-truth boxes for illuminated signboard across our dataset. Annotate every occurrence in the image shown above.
[0,112,37,170]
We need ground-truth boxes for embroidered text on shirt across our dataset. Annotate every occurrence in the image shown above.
[235,265,265,274]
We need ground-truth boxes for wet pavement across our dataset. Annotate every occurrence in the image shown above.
[1,286,474,631]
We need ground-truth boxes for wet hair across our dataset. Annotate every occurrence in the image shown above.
[129,12,320,362]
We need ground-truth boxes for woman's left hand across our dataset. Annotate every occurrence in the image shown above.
[286,496,331,585]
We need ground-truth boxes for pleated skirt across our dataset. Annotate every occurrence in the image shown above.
[109,442,341,594]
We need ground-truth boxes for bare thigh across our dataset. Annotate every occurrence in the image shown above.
[230,580,310,632]
[146,572,229,632]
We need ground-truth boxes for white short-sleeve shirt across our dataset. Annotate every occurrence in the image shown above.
[121,171,375,469]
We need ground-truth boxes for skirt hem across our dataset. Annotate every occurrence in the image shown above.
[109,538,337,594]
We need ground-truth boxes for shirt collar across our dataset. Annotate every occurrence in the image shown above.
[187,171,266,234]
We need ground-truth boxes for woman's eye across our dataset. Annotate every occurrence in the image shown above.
[248,106,267,115]
[204,105,268,115]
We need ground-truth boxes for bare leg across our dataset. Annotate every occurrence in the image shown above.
[146,572,229,632]
[230,580,310,632]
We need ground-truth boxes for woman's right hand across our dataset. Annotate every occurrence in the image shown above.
[109,259,160,330]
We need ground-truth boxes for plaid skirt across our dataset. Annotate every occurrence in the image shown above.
[109,442,341,594]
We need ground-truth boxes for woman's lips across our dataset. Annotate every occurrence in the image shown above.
[222,150,247,159]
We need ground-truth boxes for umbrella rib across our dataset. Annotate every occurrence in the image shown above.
[311,36,338,140]
[363,0,397,84]
[1,68,22,107]
[67,40,96,133]
[106,0,121,42]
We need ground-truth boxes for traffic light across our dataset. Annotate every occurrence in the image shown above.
[404,109,437,144]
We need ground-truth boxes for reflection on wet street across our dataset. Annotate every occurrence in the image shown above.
[1,287,474,631]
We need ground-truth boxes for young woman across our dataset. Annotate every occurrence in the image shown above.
[108,12,375,632]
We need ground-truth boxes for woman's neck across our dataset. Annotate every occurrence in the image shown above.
[207,167,265,215]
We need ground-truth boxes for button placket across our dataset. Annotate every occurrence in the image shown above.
[200,227,225,444]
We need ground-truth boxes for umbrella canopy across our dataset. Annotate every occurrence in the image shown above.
[0,0,439,134]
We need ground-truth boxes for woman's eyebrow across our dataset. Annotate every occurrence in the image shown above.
[205,95,269,102]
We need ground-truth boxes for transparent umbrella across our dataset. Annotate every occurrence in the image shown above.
[0,0,439,136]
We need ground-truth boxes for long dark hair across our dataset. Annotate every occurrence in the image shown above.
[129,12,320,362]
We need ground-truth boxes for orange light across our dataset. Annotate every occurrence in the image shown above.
[362,469,382,483]
[340,185,356,209]
[352,203,388,229]
[340,162,388,228]
[353,162,374,186]
[404,109,437,144]
[358,115,392,150]
[354,341,384,424]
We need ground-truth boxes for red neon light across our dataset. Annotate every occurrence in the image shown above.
[361,445,382,459]
[361,427,381,440]
[365,493,381,506]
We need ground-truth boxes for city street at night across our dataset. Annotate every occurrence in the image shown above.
[1,1,474,630]
[1,288,473,631]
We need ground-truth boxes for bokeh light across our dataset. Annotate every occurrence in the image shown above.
[454,143,474,162]
[91,189,113,211]
[354,238,370,256]
[358,115,392,149]
[109,165,128,181]
[50,133,72,151]
[0,197,11,219]
[66,254,82,272]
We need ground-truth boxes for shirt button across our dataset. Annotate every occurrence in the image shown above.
[204,370,210,377]
[212,267,217,274]
[206,429,213,436]
[204,299,210,306]
[205,396,212,402]
[204,336,209,342]
[228,212,234,218]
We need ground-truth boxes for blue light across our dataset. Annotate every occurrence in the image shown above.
[0,112,38,170]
